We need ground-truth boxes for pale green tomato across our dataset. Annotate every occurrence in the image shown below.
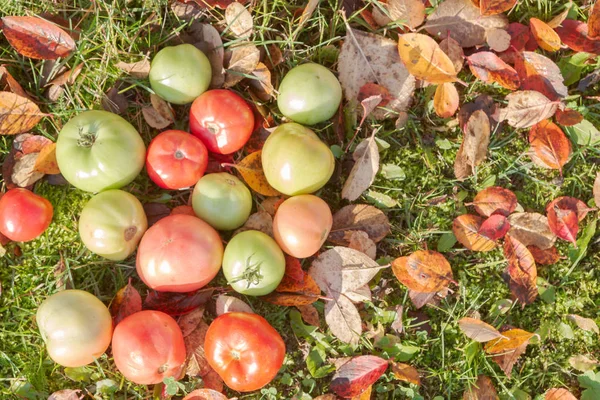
[79,190,147,261]
[222,230,285,296]
[261,123,334,196]
[149,44,212,104]
[56,110,146,193]
[36,290,112,368]
[192,173,252,230]
[277,63,342,125]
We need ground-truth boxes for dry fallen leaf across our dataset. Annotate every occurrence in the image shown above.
[1,16,76,60]
[515,52,567,101]
[392,250,455,293]
[504,234,538,306]
[342,136,379,201]
[101,85,128,115]
[397,33,457,84]
[555,20,600,57]
[372,0,426,30]
[48,389,83,400]
[527,245,560,265]
[34,142,60,174]
[224,42,260,87]
[115,59,151,78]
[391,362,420,385]
[186,22,225,89]
[507,212,556,249]
[296,303,320,327]
[458,317,504,342]
[484,328,535,376]
[555,108,583,127]
[486,28,511,52]
[529,18,561,52]
[469,186,517,217]
[547,205,578,244]
[12,153,44,187]
[247,62,274,101]
[346,230,377,260]
[454,110,491,179]
[466,51,520,90]
[544,388,577,400]
[567,314,599,334]
[329,355,388,398]
[262,255,321,306]
[233,210,274,237]
[569,354,600,372]
[433,82,459,118]
[499,90,558,129]
[439,37,464,73]
[590,1,600,38]
[329,204,391,245]
[109,280,142,326]
[142,106,172,129]
[215,294,254,315]
[462,375,499,400]
[595,173,600,207]
[528,120,571,172]
[453,214,497,252]
[225,2,253,39]
[547,3,572,29]
[225,151,280,196]
[0,91,45,135]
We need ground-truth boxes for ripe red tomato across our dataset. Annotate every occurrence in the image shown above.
[146,130,209,189]
[189,89,255,155]
[204,312,285,392]
[112,310,186,385]
[136,214,223,292]
[0,188,53,242]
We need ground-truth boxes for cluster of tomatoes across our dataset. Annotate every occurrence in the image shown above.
[0,43,346,394]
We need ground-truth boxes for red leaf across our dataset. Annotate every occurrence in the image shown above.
[357,83,392,107]
[555,108,584,126]
[144,287,215,316]
[478,214,510,240]
[506,22,531,52]
[504,235,538,306]
[470,186,518,217]
[466,52,520,90]
[330,355,388,398]
[280,254,306,286]
[547,206,578,244]
[110,279,142,325]
[555,20,600,54]
[546,196,592,222]
[1,16,76,60]
[515,52,567,100]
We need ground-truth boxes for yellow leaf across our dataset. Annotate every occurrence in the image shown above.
[397,33,457,84]
[230,151,281,196]
[0,91,46,135]
[391,362,421,385]
[433,82,459,118]
[484,328,535,354]
[34,143,60,174]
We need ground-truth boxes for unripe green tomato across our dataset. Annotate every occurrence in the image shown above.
[78,190,147,261]
[277,63,342,125]
[261,123,334,196]
[222,230,285,296]
[192,173,252,230]
[149,44,212,104]
[36,290,112,368]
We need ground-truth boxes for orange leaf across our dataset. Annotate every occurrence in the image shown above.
[478,214,510,241]
[34,142,60,174]
[358,83,392,107]
[555,108,584,126]
[479,0,517,15]
[466,51,520,90]
[589,2,600,39]
[296,304,320,326]
[433,82,459,118]
[529,18,561,52]
[463,375,499,399]
[484,328,534,376]
[528,120,571,172]
[527,245,560,265]
[515,52,567,101]
[453,214,497,252]
[170,205,196,216]
[262,255,321,306]
[555,20,600,54]
[391,362,421,385]
[397,33,457,84]
[0,66,31,99]
[392,250,454,292]
[0,92,46,135]
[1,16,76,60]
[458,317,504,342]
[17,134,52,154]
[504,235,538,306]
[545,388,577,400]
[469,186,517,217]
[227,150,281,196]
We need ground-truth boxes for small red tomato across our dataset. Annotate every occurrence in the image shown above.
[112,310,186,385]
[204,312,285,392]
[0,188,53,242]
[189,89,255,154]
[146,130,208,189]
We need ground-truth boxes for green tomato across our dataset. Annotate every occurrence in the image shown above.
[277,63,342,125]
[56,110,146,193]
[192,172,252,231]
[149,44,212,104]
[79,190,147,261]
[222,230,285,296]
[262,123,334,196]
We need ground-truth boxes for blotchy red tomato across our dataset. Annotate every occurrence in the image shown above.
[136,214,223,292]
[112,310,186,385]
[0,188,53,242]
[146,130,208,189]
[204,312,285,392]
[189,89,255,155]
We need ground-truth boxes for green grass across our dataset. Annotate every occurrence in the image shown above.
[1,0,600,399]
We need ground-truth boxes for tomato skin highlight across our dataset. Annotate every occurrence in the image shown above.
[36,290,112,368]
[146,130,209,190]
[204,312,285,392]
[136,214,224,292]
[189,89,255,155]
[0,188,52,242]
[273,194,332,258]
[112,310,186,385]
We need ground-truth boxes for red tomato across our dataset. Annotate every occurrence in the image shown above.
[0,188,53,242]
[204,312,285,392]
[189,89,255,154]
[136,214,223,292]
[112,310,186,385]
[146,130,208,190]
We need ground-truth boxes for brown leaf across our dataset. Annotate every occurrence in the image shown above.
[329,204,391,245]
[0,66,31,99]
[47,63,83,87]
[142,106,172,129]
[515,52,567,101]
[529,18,561,52]
[177,306,206,337]
[224,42,260,87]
[115,59,151,78]
[372,0,426,30]
[463,375,499,400]
[499,90,558,129]
[150,93,175,122]
[527,245,560,265]
[479,0,517,15]
[186,22,225,89]
[486,28,511,52]
[226,150,280,196]
[470,186,517,217]
[171,1,207,21]
[342,136,379,201]
[330,355,388,398]
[110,280,142,326]
[17,134,52,154]
[555,20,600,54]
[453,214,497,252]
[33,142,60,174]
[297,304,320,327]
[143,202,170,227]
[183,319,213,377]
[48,389,83,400]
[1,16,76,60]
[408,288,449,309]
[458,317,504,342]
[144,287,215,316]
[458,95,497,131]
[234,210,274,237]
[262,255,321,306]
[346,230,377,260]
[391,362,420,385]
[454,110,491,179]
[547,3,572,29]
[434,82,459,118]
[466,52,520,90]
[264,44,284,70]
[478,214,510,241]
[439,37,464,74]
[101,86,128,115]
[392,250,454,292]
[12,153,44,187]
[0,92,45,135]
[247,62,274,101]
[567,314,599,334]
[590,2,600,38]
[507,212,556,249]
[297,0,321,29]
[215,294,253,315]
[528,120,571,172]
[544,388,577,400]
[225,2,253,39]
[357,83,392,107]
[484,328,534,376]
[397,33,457,84]
[504,235,538,306]
[260,196,285,216]
[424,0,508,48]
[555,108,583,127]
[569,354,600,372]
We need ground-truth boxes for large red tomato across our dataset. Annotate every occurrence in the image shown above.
[146,130,208,189]
[204,312,285,392]
[112,310,186,385]
[136,214,223,292]
[0,188,53,242]
[189,89,255,155]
